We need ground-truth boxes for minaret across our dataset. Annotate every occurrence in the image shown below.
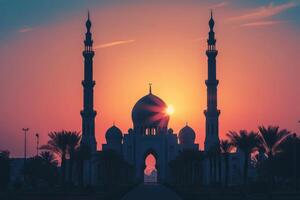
[80,12,97,153]
[204,11,220,151]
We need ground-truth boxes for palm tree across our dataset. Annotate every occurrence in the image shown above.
[258,126,290,185]
[39,151,58,167]
[258,126,290,159]
[66,132,81,183]
[220,140,234,187]
[227,130,259,186]
[41,131,69,184]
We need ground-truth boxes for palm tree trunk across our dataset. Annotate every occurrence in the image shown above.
[61,153,66,185]
[218,155,222,185]
[225,155,229,187]
[69,156,73,184]
[268,153,274,190]
[79,160,84,187]
[243,152,249,186]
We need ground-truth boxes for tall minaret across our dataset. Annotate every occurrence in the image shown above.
[80,12,97,153]
[204,11,220,151]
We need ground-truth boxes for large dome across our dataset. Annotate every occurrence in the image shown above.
[132,92,169,129]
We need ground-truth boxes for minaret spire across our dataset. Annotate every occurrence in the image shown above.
[81,12,97,153]
[84,11,93,51]
[149,83,152,94]
[204,11,220,151]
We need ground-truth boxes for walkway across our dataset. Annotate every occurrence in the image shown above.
[121,183,182,200]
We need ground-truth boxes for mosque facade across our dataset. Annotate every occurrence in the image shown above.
[80,12,248,186]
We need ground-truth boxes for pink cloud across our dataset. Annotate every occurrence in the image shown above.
[228,1,299,21]
[240,20,289,27]
[211,1,228,9]
[94,39,136,49]
[19,27,33,33]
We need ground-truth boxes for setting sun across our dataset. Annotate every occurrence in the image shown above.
[166,105,175,115]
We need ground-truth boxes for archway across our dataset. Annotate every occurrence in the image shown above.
[144,153,158,183]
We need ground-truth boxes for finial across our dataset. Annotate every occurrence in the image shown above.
[86,10,92,31]
[113,121,115,126]
[186,122,188,126]
[209,9,215,30]
[149,83,152,94]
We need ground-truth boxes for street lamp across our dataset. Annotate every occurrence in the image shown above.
[22,128,29,164]
[35,133,39,157]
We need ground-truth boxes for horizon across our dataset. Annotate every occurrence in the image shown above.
[0,0,300,157]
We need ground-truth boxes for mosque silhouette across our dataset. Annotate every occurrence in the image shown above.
[79,11,245,186]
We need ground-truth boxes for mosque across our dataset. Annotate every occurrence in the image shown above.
[79,12,247,186]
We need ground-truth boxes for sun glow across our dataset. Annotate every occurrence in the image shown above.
[166,105,175,115]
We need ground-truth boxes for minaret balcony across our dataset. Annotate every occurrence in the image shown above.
[82,80,96,87]
[205,80,219,86]
[204,109,220,117]
[82,50,95,57]
[81,110,97,117]
[206,50,218,57]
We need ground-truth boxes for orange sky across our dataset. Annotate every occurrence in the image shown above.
[0,1,299,157]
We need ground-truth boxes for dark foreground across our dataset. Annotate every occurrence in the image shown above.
[170,185,300,200]
[2,184,300,200]
[121,183,182,200]
[0,184,134,200]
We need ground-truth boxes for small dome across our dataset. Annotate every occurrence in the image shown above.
[128,128,133,134]
[132,92,169,130]
[168,128,174,134]
[105,125,122,144]
[178,125,196,144]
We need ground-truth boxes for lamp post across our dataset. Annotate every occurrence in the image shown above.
[35,133,39,157]
[22,128,29,164]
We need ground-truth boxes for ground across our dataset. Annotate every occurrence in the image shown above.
[121,183,182,200]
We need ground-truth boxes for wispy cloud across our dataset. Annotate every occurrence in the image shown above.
[241,20,289,27]
[94,39,135,49]
[19,27,33,33]
[211,1,228,9]
[228,1,299,21]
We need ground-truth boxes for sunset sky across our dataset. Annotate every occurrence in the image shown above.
[0,0,299,157]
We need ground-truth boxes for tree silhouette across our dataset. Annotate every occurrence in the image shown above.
[0,150,10,190]
[41,131,69,184]
[41,131,81,185]
[39,151,58,167]
[220,140,234,187]
[66,132,81,184]
[23,152,58,187]
[258,134,300,188]
[258,126,291,185]
[227,130,259,186]
[258,126,290,158]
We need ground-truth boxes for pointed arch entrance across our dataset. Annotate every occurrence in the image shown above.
[143,149,159,183]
